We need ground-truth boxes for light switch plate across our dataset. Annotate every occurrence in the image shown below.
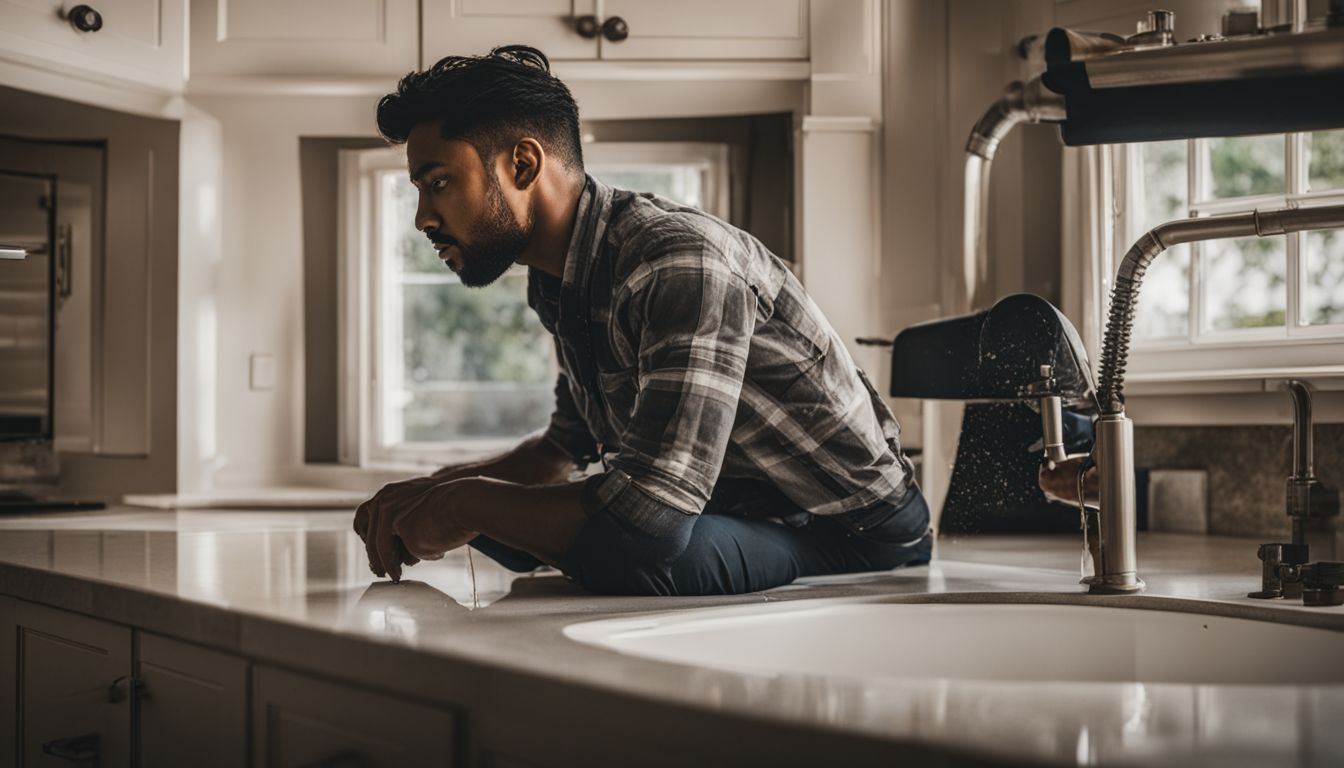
[249,353,275,391]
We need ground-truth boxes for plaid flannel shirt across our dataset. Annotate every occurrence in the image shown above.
[531,175,915,537]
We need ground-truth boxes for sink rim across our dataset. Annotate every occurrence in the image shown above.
[564,592,1344,688]
[567,590,1344,639]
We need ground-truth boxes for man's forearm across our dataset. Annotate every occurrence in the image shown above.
[457,478,590,566]
[435,433,576,486]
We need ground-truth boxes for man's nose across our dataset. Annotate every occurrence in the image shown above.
[414,192,439,234]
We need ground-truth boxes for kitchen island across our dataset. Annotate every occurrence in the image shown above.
[1,507,1341,767]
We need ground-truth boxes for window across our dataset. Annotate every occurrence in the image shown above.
[1112,130,1344,378]
[340,142,729,467]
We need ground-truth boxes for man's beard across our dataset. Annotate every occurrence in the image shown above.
[455,172,530,288]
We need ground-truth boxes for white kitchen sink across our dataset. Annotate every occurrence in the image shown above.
[564,598,1344,685]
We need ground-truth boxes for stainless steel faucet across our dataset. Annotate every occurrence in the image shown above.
[1283,380,1340,560]
[1247,380,1343,606]
[1089,204,1344,595]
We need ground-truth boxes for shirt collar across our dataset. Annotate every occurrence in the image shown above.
[561,174,615,296]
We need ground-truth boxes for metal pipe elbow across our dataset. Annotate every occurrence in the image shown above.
[965,78,1065,160]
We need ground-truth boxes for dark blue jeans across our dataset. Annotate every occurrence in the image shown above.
[469,484,932,596]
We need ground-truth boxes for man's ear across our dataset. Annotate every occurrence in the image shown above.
[512,138,545,190]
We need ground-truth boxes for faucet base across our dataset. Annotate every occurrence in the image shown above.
[1083,573,1145,594]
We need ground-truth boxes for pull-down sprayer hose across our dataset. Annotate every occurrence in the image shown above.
[1096,204,1344,415]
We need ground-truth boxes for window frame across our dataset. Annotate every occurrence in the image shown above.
[1113,132,1344,384]
[339,147,541,469]
[584,141,732,220]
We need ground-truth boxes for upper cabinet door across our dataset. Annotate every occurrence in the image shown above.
[421,0,599,65]
[598,0,808,60]
[0,0,186,90]
[191,0,419,77]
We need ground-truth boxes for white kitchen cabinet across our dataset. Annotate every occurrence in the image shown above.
[421,0,808,66]
[0,0,186,91]
[15,601,133,768]
[190,0,419,77]
[137,632,249,768]
[252,664,459,767]
[599,0,808,60]
[421,0,599,63]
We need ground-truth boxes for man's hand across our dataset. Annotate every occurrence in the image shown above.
[1039,455,1099,505]
[353,477,482,582]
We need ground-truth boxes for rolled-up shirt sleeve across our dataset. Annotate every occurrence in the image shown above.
[541,338,601,469]
[580,249,756,538]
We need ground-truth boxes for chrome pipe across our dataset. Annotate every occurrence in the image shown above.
[1079,25,1344,89]
[1040,394,1068,465]
[1285,379,1313,479]
[1087,414,1143,593]
[961,77,1065,312]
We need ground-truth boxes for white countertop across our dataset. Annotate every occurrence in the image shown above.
[1,507,1341,767]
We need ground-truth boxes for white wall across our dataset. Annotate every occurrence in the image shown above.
[184,94,378,488]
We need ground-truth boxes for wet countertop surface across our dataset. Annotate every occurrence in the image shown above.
[1,507,1341,766]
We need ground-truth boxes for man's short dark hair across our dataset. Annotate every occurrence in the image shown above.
[376,45,584,171]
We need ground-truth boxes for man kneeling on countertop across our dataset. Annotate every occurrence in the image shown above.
[353,45,931,596]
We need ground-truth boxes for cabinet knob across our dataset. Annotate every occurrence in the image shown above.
[106,674,137,703]
[602,16,630,42]
[574,14,599,39]
[67,4,103,33]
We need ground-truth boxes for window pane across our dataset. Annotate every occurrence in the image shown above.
[1133,244,1190,339]
[1206,135,1284,199]
[1308,130,1344,192]
[397,277,553,442]
[1304,229,1344,326]
[1138,140,1187,234]
[590,166,704,209]
[400,386,554,443]
[1131,141,1189,340]
[376,168,555,447]
[381,172,441,273]
[1201,235,1286,331]
[402,276,550,384]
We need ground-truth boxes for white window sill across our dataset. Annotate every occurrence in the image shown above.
[1124,364,1344,396]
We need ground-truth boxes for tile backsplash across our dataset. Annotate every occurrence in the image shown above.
[1134,424,1344,538]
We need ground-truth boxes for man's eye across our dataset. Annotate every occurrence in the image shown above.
[430,178,448,192]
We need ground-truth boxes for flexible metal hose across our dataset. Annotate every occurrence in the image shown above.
[1096,204,1344,416]
[1096,233,1162,415]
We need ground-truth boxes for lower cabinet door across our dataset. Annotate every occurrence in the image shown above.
[17,601,132,768]
[1,597,16,765]
[253,665,459,767]
[137,632,249,767]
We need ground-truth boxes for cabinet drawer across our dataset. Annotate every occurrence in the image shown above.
[191,0,419,77]
[16,601,132,768]
[599,0,809,60]
[137,632,249,768]
[421,0,599,64]
[253,665,459,767]
[0,0,185,90]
